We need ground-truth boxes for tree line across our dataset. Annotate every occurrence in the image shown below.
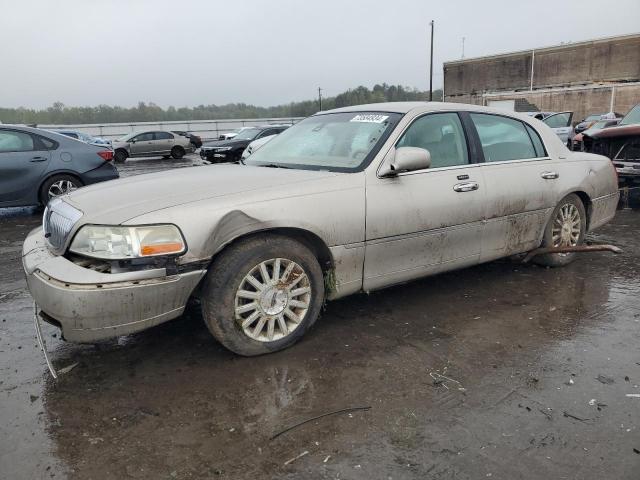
[0,84,443,125]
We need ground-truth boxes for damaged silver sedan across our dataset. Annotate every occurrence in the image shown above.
[23,102,619,356]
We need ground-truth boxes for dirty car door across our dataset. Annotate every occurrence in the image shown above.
[364,112,486,291]
[468,113,557,261]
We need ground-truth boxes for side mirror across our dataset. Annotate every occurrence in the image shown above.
[379,147,431,177]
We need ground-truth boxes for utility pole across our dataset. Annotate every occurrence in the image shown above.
[429,20,434,101]
[318,87,323,111]
[462,36,465,59]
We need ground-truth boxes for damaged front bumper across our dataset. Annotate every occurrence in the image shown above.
[22,227,207,343]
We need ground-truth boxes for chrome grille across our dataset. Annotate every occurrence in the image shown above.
[43,198,83,250]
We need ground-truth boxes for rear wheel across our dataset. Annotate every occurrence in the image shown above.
[39,174,82,205]
[201,234,325,356]
[533,194,586,267]
[171,146,185,159]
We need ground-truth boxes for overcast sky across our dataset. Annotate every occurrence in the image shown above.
[2,0,639,109]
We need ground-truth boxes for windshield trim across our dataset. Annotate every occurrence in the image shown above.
[245,111,403,173]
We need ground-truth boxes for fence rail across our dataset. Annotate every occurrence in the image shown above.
[36,117,305,141]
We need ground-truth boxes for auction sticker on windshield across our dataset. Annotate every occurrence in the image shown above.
[350,114,389,123]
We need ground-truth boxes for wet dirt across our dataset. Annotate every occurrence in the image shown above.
[1,155,639,479]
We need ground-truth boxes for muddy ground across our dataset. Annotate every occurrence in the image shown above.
[1,155,639,479]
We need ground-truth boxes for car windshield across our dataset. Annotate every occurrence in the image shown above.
[233,128,261,141]
[244,112,401,172]
[620,105,640,125]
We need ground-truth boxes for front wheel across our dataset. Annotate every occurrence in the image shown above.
[533,193,587,267]
[201,235,325,356]
[114,149,128,163]
[39,174,82,205]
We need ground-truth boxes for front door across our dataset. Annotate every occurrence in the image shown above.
[130,132,155,156]
[364,112,486,291]
[0,129,51,205]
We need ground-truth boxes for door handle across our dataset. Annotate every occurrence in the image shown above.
[453,181,479,192]
[541,171,559,179]
[30,156,47,162]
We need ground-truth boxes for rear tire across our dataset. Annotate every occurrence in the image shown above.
[201,234,325,356]
[114,149,128,163]
[39,174,83,205]
[171,146,185,159]
[533,194,586,267]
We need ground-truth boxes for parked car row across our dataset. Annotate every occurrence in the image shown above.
[200,124,291,163]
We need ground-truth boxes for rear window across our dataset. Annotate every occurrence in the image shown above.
[470,113,538,162]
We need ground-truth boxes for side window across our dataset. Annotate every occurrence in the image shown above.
[525,124,546,157]
[543,113,571,128]
[616,140,640,161]
[133,132,154,142]
[0,130,35,152]
[396,113,469,168]
[154,131,173,140]
[470,113,537,162]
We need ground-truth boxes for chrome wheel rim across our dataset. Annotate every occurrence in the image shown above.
[235,258,311,342]
[48,180,77,199]
[551,203,581,254]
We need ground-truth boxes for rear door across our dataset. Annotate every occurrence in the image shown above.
[154,131,175,154]
[467,113,557,261]
[0,129,51,205]
[364,112,487,290]
[543,112,573,145]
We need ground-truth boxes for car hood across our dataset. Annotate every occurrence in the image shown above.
[63,164,340,225]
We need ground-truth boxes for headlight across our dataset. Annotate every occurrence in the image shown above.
[69,225,186,260]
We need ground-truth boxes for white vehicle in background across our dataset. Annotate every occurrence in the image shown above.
[526,112,574,146]
[241,133,278,160]
[219,127,254,141]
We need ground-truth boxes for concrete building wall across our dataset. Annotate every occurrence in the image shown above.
[444,33,640,97]
[443,33,640,121]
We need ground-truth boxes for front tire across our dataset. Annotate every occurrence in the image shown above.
[533,193,586,267]
[171,146,185,159]
[39,174,82,205]
[201,234,325,356]
[114,149,128,163]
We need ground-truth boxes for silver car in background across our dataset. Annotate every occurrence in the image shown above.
[111,130,193,162]
[23,102,618,357]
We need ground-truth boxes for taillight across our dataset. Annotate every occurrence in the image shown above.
[97,150,114,161]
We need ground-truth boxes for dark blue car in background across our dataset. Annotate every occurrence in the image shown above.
[0,125,119,207]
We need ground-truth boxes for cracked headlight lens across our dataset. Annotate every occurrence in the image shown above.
[69,225,186,260]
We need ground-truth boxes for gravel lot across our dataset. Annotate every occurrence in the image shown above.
[1,154,639,479]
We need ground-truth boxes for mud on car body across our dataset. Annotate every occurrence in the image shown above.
[23,102,619,357]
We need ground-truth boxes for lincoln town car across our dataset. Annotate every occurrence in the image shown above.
[23,102,619,357]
